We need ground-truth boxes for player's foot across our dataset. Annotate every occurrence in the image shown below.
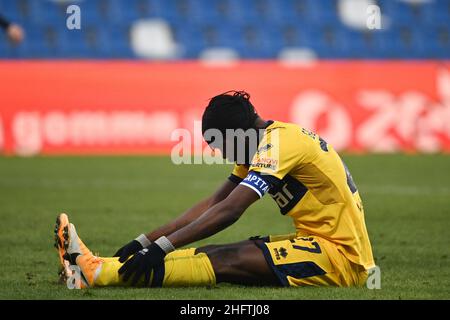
[54,214,96,286]
[55,221,103,288]
[68,223,103,287]
[54,213,92,281]
[54,213,92,256]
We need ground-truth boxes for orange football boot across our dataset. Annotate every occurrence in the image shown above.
[53,213,93,284]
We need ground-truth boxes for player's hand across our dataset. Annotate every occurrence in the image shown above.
[118,242,166,286]
[114,234,151,262]
[113,240,142,262]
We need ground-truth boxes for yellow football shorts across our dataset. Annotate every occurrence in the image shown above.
[255,235,368,287]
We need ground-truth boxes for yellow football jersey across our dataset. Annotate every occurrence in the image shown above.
[231,121,375,270]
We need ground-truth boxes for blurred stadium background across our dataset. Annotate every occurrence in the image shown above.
[0,0,449,156]
[0,0,450,59]
[0,0,449,300]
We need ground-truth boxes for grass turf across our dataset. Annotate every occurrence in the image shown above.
[0,155,449,300]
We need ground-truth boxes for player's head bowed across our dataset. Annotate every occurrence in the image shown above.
[202,90,259,136]
[201,91,266,164]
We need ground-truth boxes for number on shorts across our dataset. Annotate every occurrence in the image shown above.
[291,238,322,254]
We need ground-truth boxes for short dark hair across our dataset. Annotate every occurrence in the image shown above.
[202,91,258,142]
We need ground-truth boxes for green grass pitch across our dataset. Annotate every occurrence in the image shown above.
[0,155,449,299]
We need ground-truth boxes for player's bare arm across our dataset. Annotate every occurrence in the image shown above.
[117,184,260,285]
[113,178,238,261]
[167,184,259,248]
[145,179,239,242]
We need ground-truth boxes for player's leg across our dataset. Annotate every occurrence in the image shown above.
[92,240,279,287]
[55,221,217,288]
[55,215,363,288]
[195,240,280,286]
[55,219,279,287]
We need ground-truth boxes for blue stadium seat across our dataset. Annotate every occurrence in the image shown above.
[233,24,280,59]
[339,28,387,59]
[222,0,281,24]
[111,0,159,24]
[423,25,450,59]
[170,23,206,58]
[0,0,26,22]
[276,23,317,48]
[176,0,238,25]
[58,28,91,58]
[23,23,58,58]
[30,0,67,24]
[423,0,450,26]
[378,26,426,59]
[147,0,196,24]
[101,24,135,58]
[307,24,349,59]
[378,0,428,25]
[0,30,10,58]
[78,1,106,24]
[306,0,340,24]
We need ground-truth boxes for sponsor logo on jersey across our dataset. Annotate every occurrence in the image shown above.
[251,156,278,170]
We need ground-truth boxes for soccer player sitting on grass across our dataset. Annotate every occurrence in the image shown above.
[54,91,375,288]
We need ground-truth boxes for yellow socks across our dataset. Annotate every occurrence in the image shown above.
[94,257,122,286]
[93,248,216,288]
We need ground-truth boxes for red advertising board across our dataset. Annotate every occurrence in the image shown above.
[0,60,449,155]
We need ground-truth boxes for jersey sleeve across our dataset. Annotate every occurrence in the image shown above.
[228,164,249,184]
